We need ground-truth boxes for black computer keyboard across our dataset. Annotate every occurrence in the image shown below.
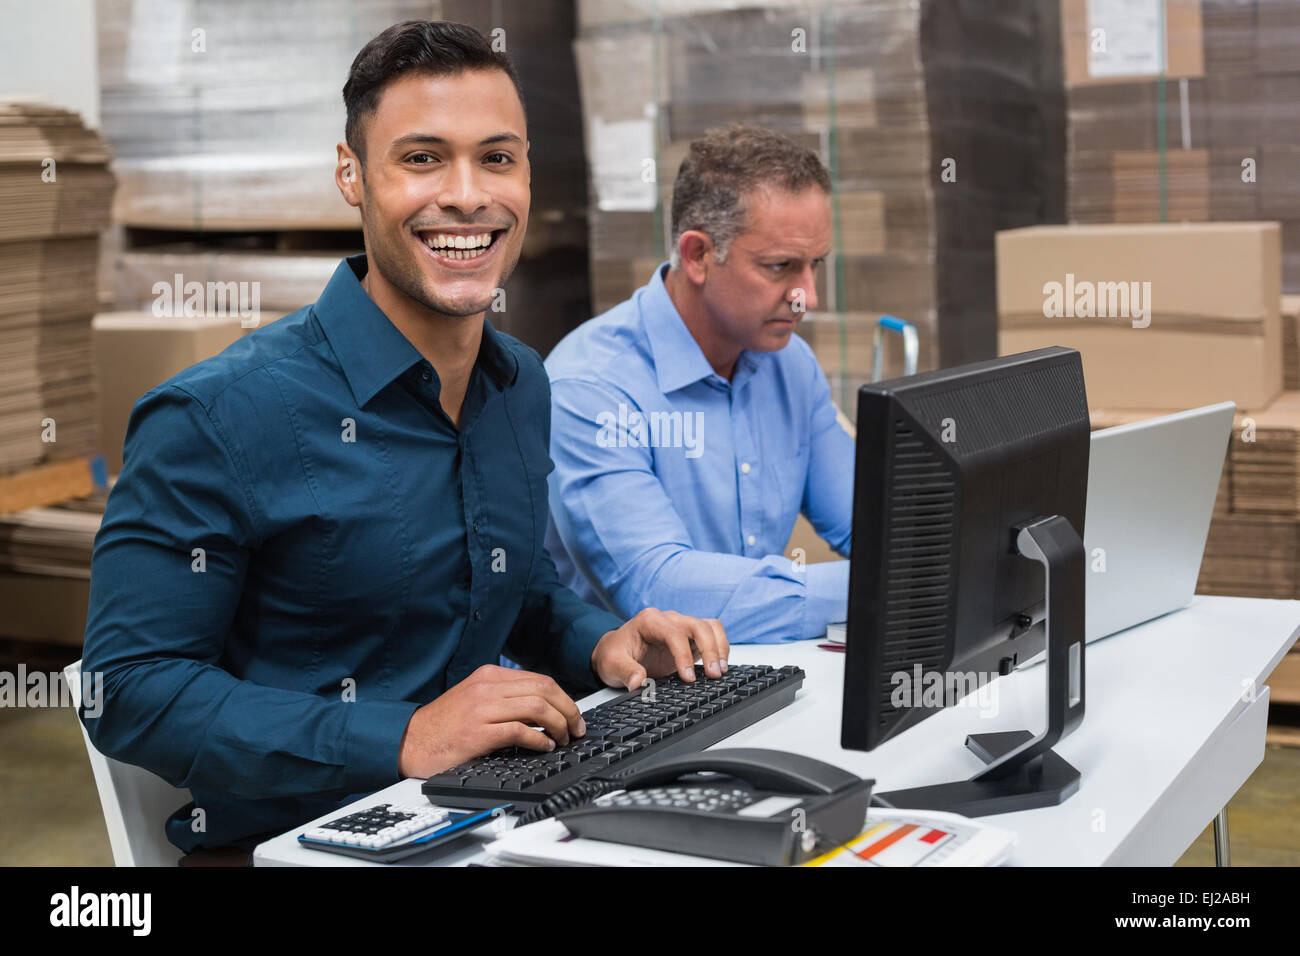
[421,663,805,809]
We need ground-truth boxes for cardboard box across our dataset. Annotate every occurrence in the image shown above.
[997,222,1281,319]
[1001,323,1279,411]
[1061,0,1204,87]
[92,313,245,474]
[997,223,1282,410]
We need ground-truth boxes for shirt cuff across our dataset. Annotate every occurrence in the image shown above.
[801,560,851,639]
[343,698,422,786]
[562,607,624,691]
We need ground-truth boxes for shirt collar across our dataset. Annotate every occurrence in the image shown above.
[315,254,518,408]
[641,262,727,394]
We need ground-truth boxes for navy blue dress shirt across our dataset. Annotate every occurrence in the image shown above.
[81,254,622,852]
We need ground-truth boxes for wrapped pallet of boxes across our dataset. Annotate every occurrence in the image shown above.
[1061,0,1300,292]
[96,0,441,230]
[111,245,341,331]
[996,222,1282,411]
[575,0,1065,416]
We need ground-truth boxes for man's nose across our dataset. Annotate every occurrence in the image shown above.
[789,267,818,312]
[436,159,491,216]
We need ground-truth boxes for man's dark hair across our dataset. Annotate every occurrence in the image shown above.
[343,20,525,164]
[670,124,831,267]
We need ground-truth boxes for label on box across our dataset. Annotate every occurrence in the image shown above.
[1087,0,1165,78]
[590,117,657,212]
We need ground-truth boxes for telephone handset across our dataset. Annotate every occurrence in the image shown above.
[549,748,874,866]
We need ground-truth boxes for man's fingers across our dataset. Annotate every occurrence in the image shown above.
[707,618,729,673]
[679,614,727,677]
[487,695,573,746]
[491,721,557,753]
[650,614,699,681]
[596,642,645,691]
[493,671,585,739]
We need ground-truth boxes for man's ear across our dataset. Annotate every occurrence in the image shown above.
[676,230,714,286]
[336,143,363,207]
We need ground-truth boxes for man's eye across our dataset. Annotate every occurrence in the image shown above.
[485,152,512,165]
[768,262,789,272]
[408,153,437,164]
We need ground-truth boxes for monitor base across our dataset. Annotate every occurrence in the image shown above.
[873,730,1081,817]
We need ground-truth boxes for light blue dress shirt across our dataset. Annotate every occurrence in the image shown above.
[544,262,855,643]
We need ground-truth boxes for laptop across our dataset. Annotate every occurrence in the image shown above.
[1080,401,1235,643]
[825,401,1235,651]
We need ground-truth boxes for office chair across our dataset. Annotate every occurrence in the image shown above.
[64,659,189,866]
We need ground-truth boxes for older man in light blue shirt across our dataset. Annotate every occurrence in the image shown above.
[544,125,854,643]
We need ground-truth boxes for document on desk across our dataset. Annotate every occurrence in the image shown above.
[802,809,1016,867]
[482,809,1014,867]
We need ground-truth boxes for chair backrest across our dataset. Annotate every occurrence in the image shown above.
[64,660,190,866]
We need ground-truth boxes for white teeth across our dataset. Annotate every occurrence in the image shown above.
[421,233,494,259]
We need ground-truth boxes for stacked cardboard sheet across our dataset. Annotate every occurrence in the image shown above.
[0,493,103,579]
[0,102,113,473]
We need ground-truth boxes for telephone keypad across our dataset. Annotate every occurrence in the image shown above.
[605,785,757,813]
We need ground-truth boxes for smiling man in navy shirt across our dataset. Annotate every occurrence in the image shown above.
[80,20,727,861]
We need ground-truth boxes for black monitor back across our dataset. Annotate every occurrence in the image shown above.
[842,347,1089,751]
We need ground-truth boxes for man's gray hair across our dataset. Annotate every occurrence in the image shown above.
[669,124,831,268]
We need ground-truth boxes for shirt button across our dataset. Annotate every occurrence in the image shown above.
[473,610,482,621]
[747,535,756,547]
[740,462,751,474]
[473,522,481,534]
[421,364,432,383]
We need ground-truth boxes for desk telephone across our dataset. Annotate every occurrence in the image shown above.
[528,748,874,866]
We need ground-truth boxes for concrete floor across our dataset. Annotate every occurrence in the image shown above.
[3,702,1299,866]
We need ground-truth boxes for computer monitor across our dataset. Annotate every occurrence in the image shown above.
[842,346,1090,816]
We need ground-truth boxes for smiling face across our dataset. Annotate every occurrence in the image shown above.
[337,68,529,318]
[699,186,831,354]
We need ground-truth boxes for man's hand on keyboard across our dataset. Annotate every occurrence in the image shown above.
[591,607,730,691]
[396,665,586,779]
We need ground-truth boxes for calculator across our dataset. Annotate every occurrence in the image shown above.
[298,801,512,862]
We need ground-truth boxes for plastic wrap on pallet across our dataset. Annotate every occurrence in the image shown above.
[1062,0,1300,291]
[575,0,1064,414]
[97,0,442,230]
[113,245,346,315]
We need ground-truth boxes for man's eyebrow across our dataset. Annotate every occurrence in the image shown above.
[751,248,834,260]
[389,132,524,150]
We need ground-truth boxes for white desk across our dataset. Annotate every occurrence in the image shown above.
[255,595,1300,867]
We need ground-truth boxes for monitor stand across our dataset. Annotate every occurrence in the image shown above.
[872,514,1086,817]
